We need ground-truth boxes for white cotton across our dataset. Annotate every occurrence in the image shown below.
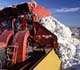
[40,16,80,69]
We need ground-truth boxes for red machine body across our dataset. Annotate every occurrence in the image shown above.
[0,30,14,47]
[0,1,58,68]
[12,31,30,63]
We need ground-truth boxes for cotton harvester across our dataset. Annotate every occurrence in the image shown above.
[0,1,61,70]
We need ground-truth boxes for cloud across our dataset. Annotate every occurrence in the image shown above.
[55,7,80,13]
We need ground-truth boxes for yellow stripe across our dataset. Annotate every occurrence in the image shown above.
[33,49,61,70]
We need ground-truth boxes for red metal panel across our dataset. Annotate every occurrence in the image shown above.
[33,22,58,48]
[11,44,18,64]
[33,5,51,18]
[0,42,6,48]
[0,30,14,47]
[12,31,30,63]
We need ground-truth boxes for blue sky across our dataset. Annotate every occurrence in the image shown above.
[0,0,80,27]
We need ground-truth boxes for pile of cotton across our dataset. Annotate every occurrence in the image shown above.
[40,16,80,69]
